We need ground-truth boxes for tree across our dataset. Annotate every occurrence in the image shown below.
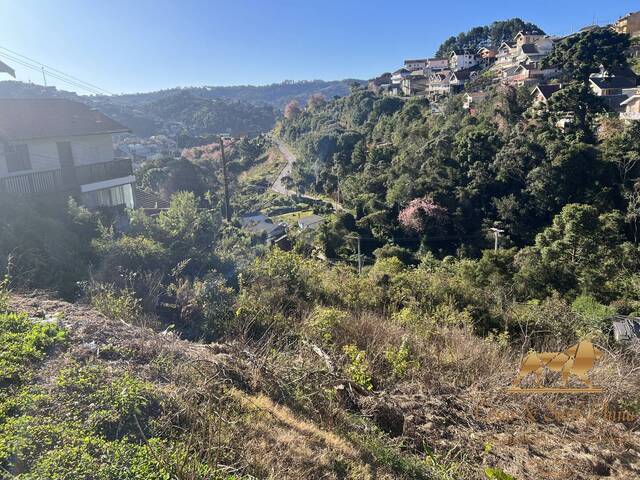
[543,27,630,82]
[307,93,326,111]
[284,100,302,120]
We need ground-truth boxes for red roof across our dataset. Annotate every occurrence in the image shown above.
[0,98,129,141]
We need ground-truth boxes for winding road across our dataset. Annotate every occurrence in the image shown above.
[271,139,345,211]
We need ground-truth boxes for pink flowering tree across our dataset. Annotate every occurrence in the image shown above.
[398,197,447,233]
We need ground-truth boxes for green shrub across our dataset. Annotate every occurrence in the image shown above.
[342,344,373,391]
[305,307,349,344]
[87,284,143,325]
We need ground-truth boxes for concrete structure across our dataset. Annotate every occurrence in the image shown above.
[621,89,640,121]
[449,51,479,71]
[0,98,135,208]
[613,11,640,38]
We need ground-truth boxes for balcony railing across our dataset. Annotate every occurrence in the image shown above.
[0,169,63,195]
[75,158,133,186]
[0,158,133,195]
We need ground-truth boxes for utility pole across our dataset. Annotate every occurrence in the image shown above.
[219,136,231,222]
[490,227,504,252]
[41,66,47,87]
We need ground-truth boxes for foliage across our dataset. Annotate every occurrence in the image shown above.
[342,344,373,390]
[436,18,544,57]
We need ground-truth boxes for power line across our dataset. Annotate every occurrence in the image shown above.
[0,52,107,96]
[0,47,113,96]
[0,45,113,95]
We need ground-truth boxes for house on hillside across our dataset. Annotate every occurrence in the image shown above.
[404,59,429,71]
[449,51,479,71]
[477,47,497,68]
[391,68,411,85]
[531,84,562,105]
[462,91,488,112]
[613,11,640,38]
[239,213,286,242]
[589,67,638,111]
[0,98,136,209]
[496,42,518,68]
[621,89,640,121]
[502,64,559,87]
[402,71,429,96]
[427,58,449,72]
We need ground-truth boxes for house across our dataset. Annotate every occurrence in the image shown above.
[391,68,411,84]
[514,31,546,46]
[477,47,497,68]
[449,51,479,71]
[613,11,640,38]
[239,213,286,241]
[404,59,429,71]
[503,64,559,87]
[589,71,637,97]
[462,92,488,111]
[297,214,324,231]
[449,68,479,91]
[402,71,429,96]
[495,42,517,67]
[0,98,136,209]
[427,58,449,72]
[531,84,562,105]
[426,70,453,97]
[620,89,640,121]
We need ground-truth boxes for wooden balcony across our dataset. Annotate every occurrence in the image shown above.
[0,169,63,195]
[0,158,133,195]
[75,158,133,186]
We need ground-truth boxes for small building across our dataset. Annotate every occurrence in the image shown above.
[531,84,562,105]
[463,91,488,111]
[589,75,637,97]
[613,11,640,38]
[620,89,640,121]
[0,98,135,208]
[368,73,392,93]
[477,47,497,68]
[297,214,324,231]
[239,213,286,242]
[402,71,429,96]
[514,31,546,46]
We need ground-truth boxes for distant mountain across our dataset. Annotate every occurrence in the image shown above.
[0,79,360,138]
[104,79,362,110]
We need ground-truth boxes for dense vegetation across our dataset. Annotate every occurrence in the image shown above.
[435,18,545,57]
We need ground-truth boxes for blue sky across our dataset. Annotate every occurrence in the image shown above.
[0,0,637,94]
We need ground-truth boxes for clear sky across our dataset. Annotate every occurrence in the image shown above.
[0,0,637,94]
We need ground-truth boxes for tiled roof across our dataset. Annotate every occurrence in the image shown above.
[0,98,129,141]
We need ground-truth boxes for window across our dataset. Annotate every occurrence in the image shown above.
[82,183,134,209]
[4,144,31,173]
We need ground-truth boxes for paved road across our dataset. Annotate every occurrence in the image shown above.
[271,139,296,196]
[271,139,345,211]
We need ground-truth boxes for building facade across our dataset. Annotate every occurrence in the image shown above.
[0,98,135,209]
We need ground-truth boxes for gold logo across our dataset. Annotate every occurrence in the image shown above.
[506,341,604,393]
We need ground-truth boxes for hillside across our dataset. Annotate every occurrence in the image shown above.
[0,79,359,138]
[2,291,638,479]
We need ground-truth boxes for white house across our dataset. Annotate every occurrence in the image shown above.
[621,89,640,121]
[427,58,449,72]
[449,51,479,71]
[0,98,136,209]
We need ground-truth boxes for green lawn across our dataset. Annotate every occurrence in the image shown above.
[273,209,316,226]
[239,147,287,185]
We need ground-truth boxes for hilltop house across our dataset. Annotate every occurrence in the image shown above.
[621,89,640,121]
[613,11,640,38]
[404,59,429,71]
[391,68,411,85]
[0,98,136,209]
[449,51,479,71]
[402,71,429,96]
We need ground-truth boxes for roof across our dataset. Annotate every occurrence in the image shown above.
[404,58,429,64]
[621,92,640,105]
[392,68,411,75]
[0,59,15,78]
[0,98,130,141]
[590,76,637,90]
[298,214,324,229]
[533,84,562,99]
[135,188,170,209]
[520,44,539,54]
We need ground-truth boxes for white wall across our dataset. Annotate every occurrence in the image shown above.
[0,133,115,177]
